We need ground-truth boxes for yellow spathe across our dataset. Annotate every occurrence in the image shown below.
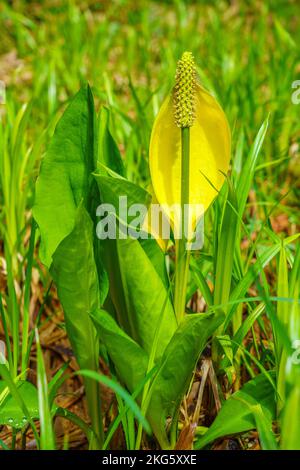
[142,186,169,252]
[149,83,231,236]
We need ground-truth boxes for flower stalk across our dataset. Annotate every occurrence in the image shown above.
[174,126,190,323]
[173,52,196,322]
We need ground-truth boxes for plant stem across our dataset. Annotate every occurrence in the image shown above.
[232,304,242,391]
[85,375,103,450]
[11,428,17,450]
[174,127,190,323]
[135,298,170,450]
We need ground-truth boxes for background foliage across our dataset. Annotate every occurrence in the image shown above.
[0,0,299,450]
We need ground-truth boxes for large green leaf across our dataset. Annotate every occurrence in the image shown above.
[139,238,170,290]
[102,237,176,360]
[147,312,224,448]
[50,204,102,443]
[94,176,166,295]
[34,85,107,447]
[94,173,177,360]
[195,371,276,449]
[0,380,39,429]
[94,172,151,223]
[90,309,148,392]
[96,171,170,288]
[33,84,97,268]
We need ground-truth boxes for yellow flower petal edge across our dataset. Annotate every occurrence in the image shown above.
[149,83,231,236]
[142,185,169,252]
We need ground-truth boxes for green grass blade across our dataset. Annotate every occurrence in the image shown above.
[21,221,36,374]
[76,370,150,434]
[35,329,55,450]
[0,294,13,370]
[236,117,269,217]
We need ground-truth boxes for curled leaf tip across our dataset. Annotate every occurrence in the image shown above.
[173,51,196,128]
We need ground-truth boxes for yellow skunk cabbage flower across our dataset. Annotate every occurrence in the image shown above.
[149,52,231,236]
[150,52,231,322]
[173,51,196,128]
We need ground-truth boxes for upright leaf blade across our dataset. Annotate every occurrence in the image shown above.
[34,85,105,448]
[35,330,55,450]
[103,236,177,360]
[50,204,102,445]
[33,84,97,268]
[77,370,150,434]
[98,106,125,177]
[214,180,238,317]
[90,309,148,392]
[94,173,177,360]
[236,118,269,217]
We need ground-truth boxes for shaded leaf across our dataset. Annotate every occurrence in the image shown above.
[94,174,177,360]
[139,238,170,289]
[90,309,148,391]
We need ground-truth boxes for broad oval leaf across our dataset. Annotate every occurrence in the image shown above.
[33,84,97,268]
[33,85,108,447]
[50,204,100,376]
[50,204,102,445]
[101,236,177,360]
[94,173,177,360]
[90,309,148,392]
